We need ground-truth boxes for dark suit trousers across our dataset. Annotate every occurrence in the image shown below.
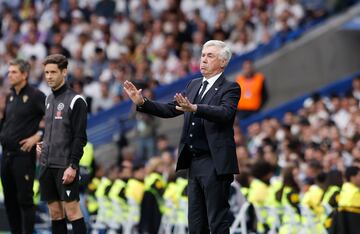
[188,155,233,234]
[0,151,36,234]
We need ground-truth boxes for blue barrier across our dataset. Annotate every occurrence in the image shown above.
[86,17,335,148]
[239,71,360,133]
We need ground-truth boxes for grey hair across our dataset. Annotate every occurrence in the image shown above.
[203,40,232,65]
[9,59,31,74]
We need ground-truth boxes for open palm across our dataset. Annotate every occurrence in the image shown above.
[123,80,144,105]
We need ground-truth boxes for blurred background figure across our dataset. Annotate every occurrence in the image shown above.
[236,59,268,119]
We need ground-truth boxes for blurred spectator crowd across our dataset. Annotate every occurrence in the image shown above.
[237,76,360,184]
[0,0,359,231]
[0,0,345,117]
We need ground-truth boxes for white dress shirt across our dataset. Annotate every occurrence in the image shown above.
[199,73,222,99]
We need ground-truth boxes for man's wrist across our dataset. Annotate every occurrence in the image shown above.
[36,130,44,137]
[36,130,43,141]
[193,104,198,112]
[69,163,79,170]
[138,97,147,106]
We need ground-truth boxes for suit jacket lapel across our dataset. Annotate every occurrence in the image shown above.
[189,79,203,103]
[184,78,202,134]
[200,75,225,104]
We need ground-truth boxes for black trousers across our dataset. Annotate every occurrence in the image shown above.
[187,155,233,234]
[0,150,36,234]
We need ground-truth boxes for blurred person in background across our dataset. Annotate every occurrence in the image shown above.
[321,170,343,225]
[229,30,257,55]
[236,59,268,119]
[0,59,45,234]
[248,160,274,207]
[302,170,326,214]
[301,0,328,22]
[117,145,136,170]
[275,165,301,213]
[155,134,176,156]
[160,150,176,182]
[91,80,114,113]
[139,157,166,234]
[254,10,275,44]
[132,88,159,163]
[329,166,360,234]
[247,160,274,233]
[70,80,92,113]
[351,76,360,101]
[302,159,324,190]
[321,170,343,208]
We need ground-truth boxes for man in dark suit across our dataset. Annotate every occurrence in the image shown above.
[124,40,241,233]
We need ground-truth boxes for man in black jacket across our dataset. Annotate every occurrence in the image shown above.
[124,40,241,234]
[0,59,45,234]
[38,54,87,234]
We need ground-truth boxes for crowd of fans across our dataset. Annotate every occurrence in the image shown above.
[0,0,359,231]
[0,0,341,117]
[237,77,360,187]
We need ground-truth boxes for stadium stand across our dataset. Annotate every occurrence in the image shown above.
[1,0,360,233]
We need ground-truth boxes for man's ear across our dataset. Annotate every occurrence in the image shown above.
[220,59,227,69]
[62,68,68,77]
[23,72,29,81]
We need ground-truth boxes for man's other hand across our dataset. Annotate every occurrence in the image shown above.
[62,167,76,185]
[175,93,197,112]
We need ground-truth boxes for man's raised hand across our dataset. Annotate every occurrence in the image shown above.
[123,80,145,106]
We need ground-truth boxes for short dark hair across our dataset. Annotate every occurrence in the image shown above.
[324,170,343,189]
[9,59,31,74]
[345,166,360,182]
[43,54,68,70]
[251,160,273,180]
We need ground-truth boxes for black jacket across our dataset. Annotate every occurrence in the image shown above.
[137,75,241,175]
[0,84,45,151]
[40,84,87,168]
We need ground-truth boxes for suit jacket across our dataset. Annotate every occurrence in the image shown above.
[137,75,241,175]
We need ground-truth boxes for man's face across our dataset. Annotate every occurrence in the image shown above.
[242,60,254,76]
[44,63,66,90]
[200,45,226,78]
[352,79,360,90]
[8,65,27,87]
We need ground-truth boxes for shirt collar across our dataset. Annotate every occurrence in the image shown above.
[202,73,222,87]
[11,83,29,95]
[52,83,68,97]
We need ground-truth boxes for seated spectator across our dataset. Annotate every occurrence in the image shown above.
[351,76,360,101]
[254,11,275,44]
[91,81,114,113]
[19,29,47,60]
[300,0,328,21]
[230,30,257,55]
